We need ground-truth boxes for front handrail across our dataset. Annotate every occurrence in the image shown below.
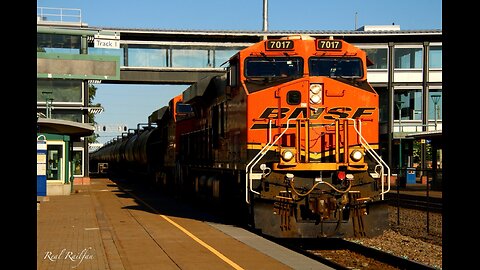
[245,117,391,203]
[245,120,271,204]
[245,119,295,204]
[347,118,391,199]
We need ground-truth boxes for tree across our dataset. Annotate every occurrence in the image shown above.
[412,140,432,165]
[86,84,101,144]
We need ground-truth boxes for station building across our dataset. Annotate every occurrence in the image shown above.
[36,7,442,195]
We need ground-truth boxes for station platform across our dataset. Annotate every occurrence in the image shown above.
[37,178,333,270]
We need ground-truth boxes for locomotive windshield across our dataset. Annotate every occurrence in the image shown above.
[245,57,303,78]
[176,103,193,114]
[175,102,194,121]
[309,57,363,78]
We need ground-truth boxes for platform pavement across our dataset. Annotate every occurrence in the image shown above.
[37,178,333,270]
[37,183,111,269]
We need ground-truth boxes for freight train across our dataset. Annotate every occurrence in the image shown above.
[90,35,391,238]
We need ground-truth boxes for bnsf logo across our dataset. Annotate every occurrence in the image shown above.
[251,107,375,129]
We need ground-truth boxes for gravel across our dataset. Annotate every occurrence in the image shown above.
[346,206,443,269]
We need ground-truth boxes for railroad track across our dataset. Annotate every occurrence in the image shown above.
[270,237,437,270]
[385,193,442,213]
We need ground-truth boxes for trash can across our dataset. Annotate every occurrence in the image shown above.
[406,168,416,184]
[37,138,47,196]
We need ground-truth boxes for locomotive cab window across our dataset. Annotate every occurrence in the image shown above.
[176,102,194,120]
[245,57,303,79]
[176,103,193,114]
[309,57,363,78]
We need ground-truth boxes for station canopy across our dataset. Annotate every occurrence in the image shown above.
[37,118,95,137]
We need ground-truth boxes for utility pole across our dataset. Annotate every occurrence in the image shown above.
[431,95,441,130]
[262,0,268,40]
[263,0,268,32]
[42,91,53,118]
[395,100,404,226]
[355,12,358,30]
[396,101,404,177]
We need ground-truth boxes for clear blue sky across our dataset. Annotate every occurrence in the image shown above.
[37,0,442,144]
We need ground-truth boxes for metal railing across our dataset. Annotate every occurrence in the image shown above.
[348,118,391,199]
[393,121,443,133]
[37,7,82,24]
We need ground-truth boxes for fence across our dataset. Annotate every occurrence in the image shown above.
[388,167,442,237]
[37,7,82,24]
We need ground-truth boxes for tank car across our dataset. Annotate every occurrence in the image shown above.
[90,123,160,180]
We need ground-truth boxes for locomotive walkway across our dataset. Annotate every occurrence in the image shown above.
[37,178,333,270]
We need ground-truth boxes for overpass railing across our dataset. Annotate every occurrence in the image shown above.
[37,7,82,24]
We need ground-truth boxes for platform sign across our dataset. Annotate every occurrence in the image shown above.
[94,33,120,49]
[37,136,47,196]
[94,38,120,49]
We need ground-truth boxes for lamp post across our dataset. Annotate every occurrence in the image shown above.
[42,91,53,118]
[263,0,268,32]
[395,100,404,226]
[395,101,405,173]
[431,94,441,130]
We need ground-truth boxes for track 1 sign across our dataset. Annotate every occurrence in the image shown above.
[94,38,120,49]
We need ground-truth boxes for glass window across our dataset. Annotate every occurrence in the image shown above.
[128,47,167,67]
[176,103,193,114]
[172,49,209,68]
[37,79,83,103]
[215,49,241,67]
[88,47,125,66]
[47,144,63,181]
[72,149,83,176]
[429,46,442,69]
[377,87,389,123]
[428,89,442,121]
[245,57,303,78]
[394,47,423,69]
[50,111,83,122]
[176,103,195,120]
[43,48,81,54]
[37,33,81,54]
[394,89,422,121]
[364,48,388,69]
[309,57,362,78]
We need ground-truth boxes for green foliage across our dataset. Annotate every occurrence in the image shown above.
[88,84,97,105]
[86,84,100,144]
[412,140,432,163]
[86,133,99,144]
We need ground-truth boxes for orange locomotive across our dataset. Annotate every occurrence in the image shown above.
[170,35,391,238]
[91,35,391,238]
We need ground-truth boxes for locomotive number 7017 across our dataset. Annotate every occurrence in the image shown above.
[266,40,294,50]
[317,40,342,50]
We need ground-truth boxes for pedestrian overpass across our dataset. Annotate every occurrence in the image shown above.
[37,7,441,85]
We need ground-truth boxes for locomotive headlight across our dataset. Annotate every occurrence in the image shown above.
[282,149,294,161]
[309,84,322,104]
[310,84,322,94]
[350,150,364,162]
[310,94,321,104]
